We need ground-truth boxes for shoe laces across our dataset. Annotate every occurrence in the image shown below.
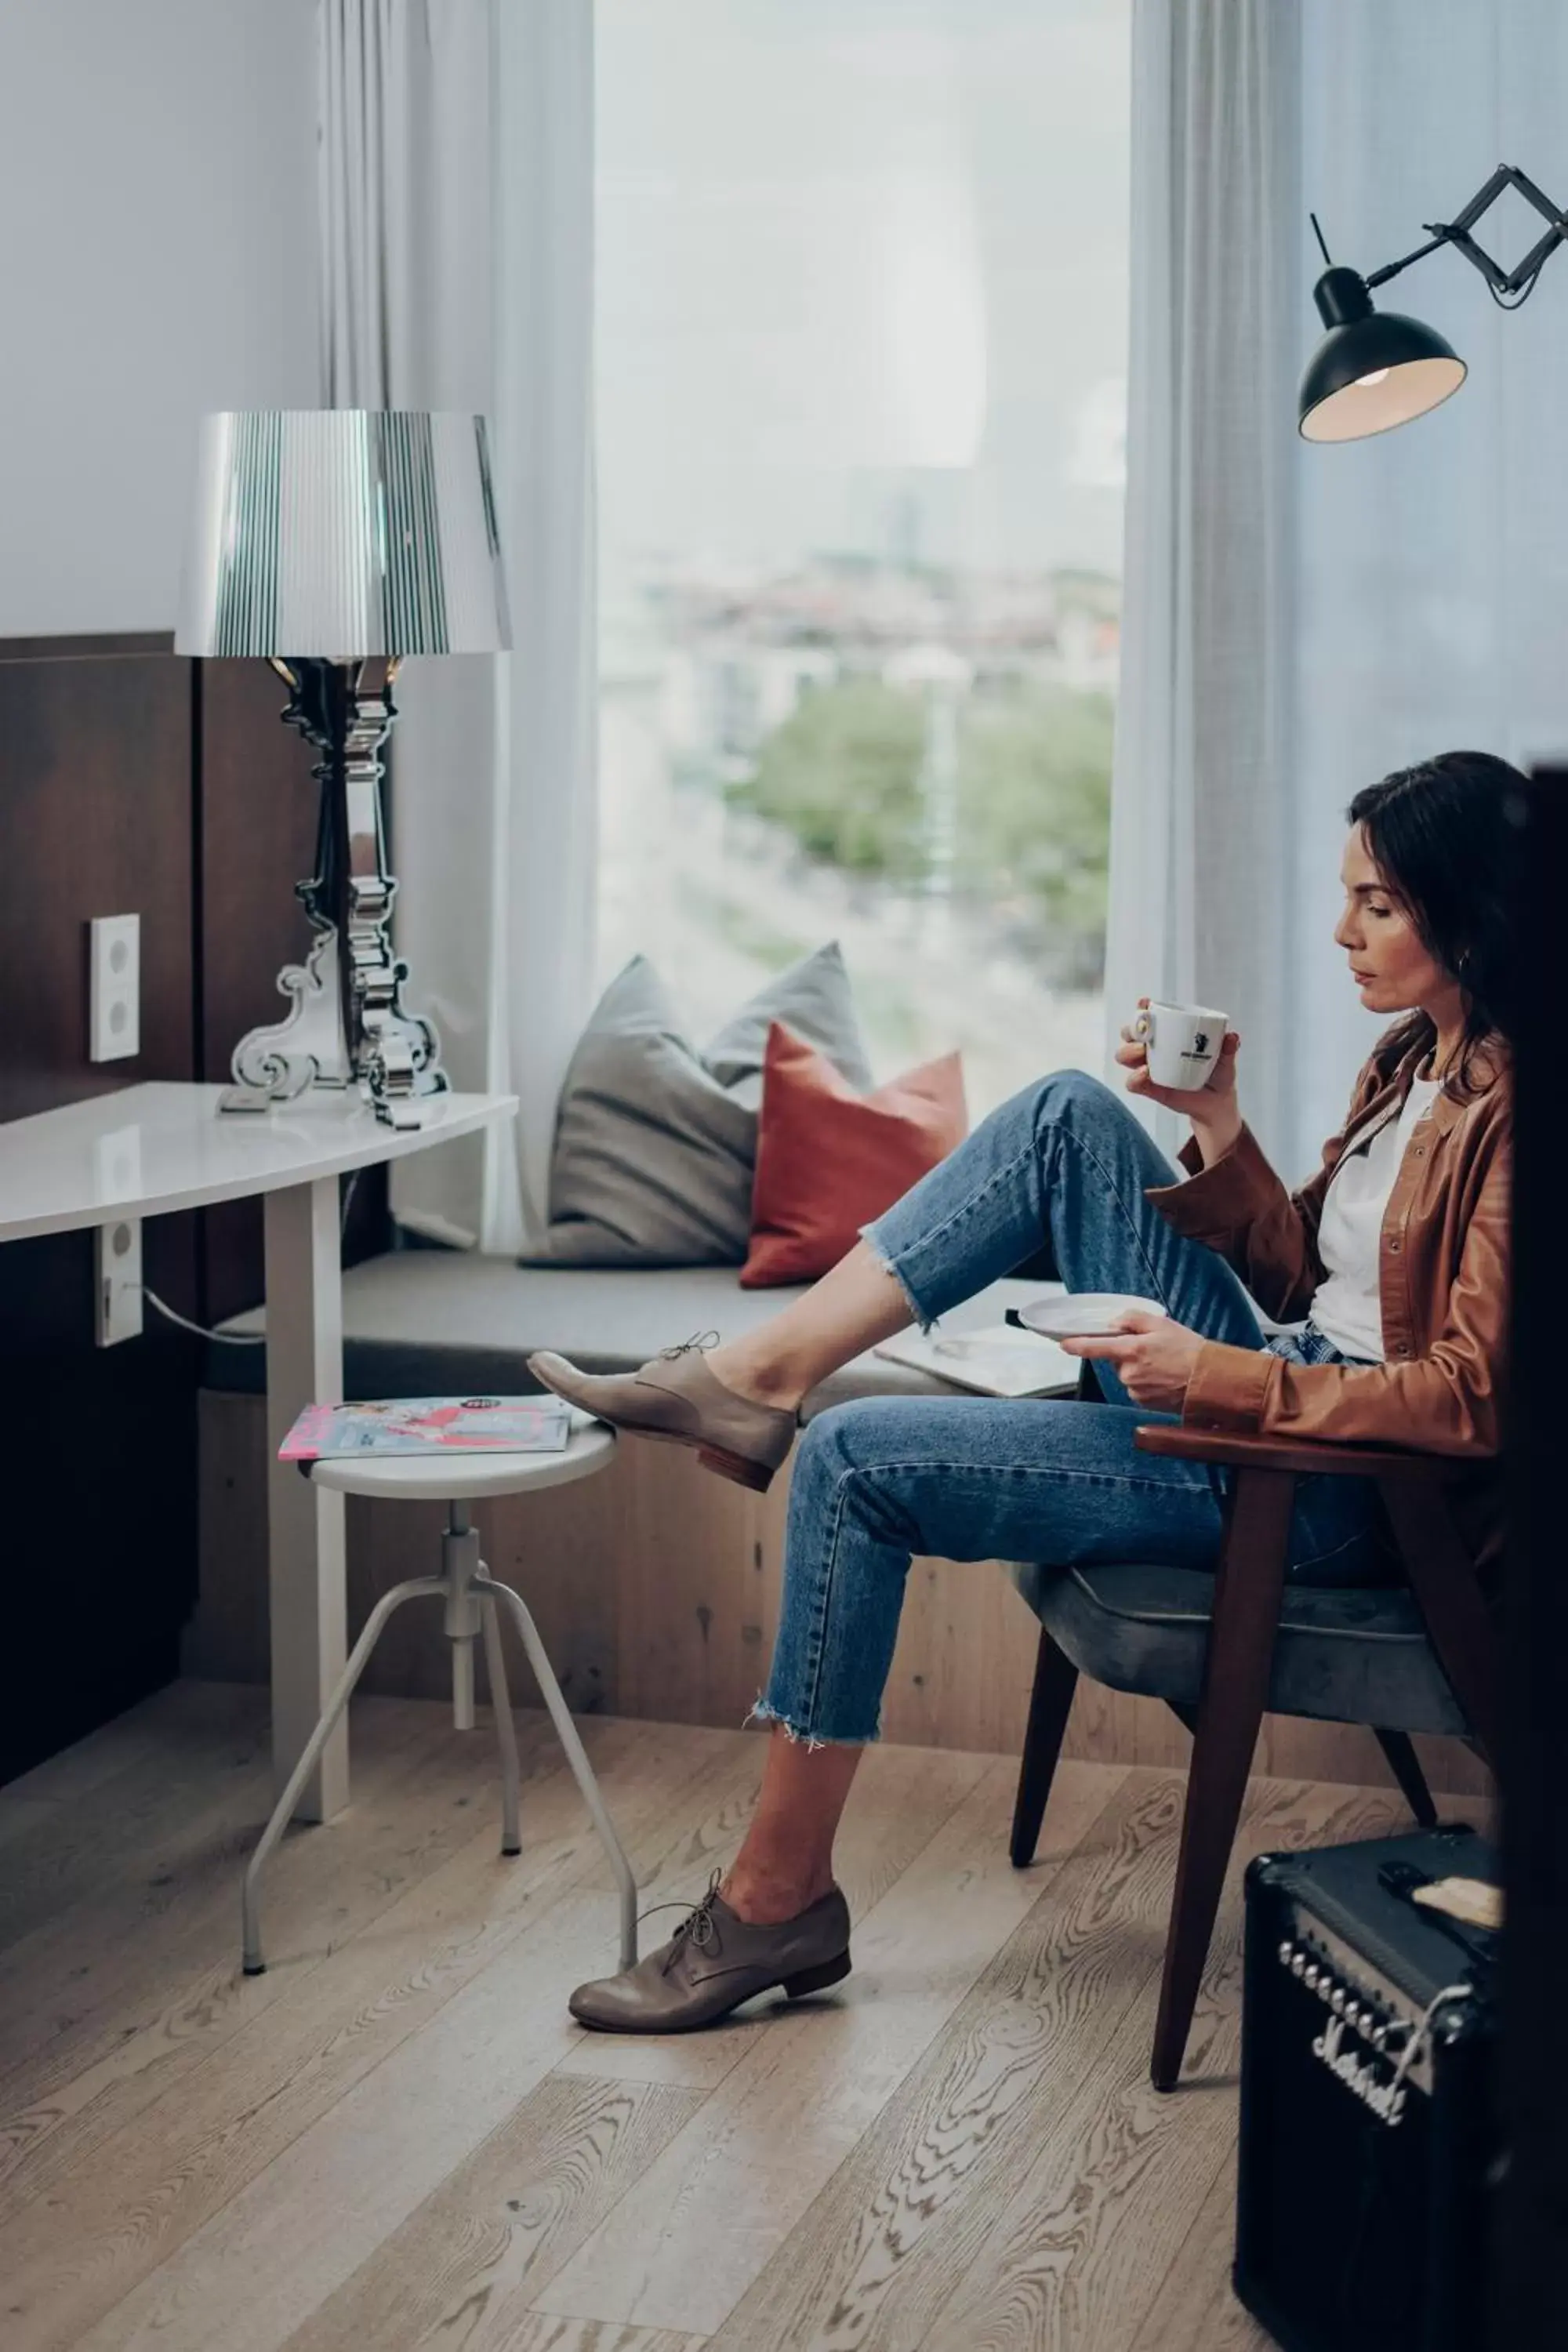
[638,1865,725,1974]
[657,1329,720,1362]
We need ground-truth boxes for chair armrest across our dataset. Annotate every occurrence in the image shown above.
[1137,1422,1498,1764]
[1133,1424,1457,1482]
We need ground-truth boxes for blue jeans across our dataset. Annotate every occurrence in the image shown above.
[754,1070,1394,1748]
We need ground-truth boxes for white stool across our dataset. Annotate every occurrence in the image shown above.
[241,1415,637,1976]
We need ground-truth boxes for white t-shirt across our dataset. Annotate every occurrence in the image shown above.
[1309,1075,1442,1363]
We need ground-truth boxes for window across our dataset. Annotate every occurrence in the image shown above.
[596,0,1129,1111]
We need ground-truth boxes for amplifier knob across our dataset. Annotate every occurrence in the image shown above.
[1278,1940,1295,1966]
[1290,1951,1307,1978]
[1304,1964,1321,1991]
[1330,1986,1347,2016]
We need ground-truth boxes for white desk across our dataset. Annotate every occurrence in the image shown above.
[0,1082,517,1820]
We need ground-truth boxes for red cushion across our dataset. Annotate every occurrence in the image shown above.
[740,1021,967,1288]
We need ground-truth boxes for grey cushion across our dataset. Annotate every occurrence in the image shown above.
[701,945,873,1098]
[205,1250,1060,1420]
[520,943,873,1269]
[1007,1558,1465,1737]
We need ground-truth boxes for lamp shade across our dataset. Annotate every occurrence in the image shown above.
[176,410,511,658]
[1298,266,1467,444]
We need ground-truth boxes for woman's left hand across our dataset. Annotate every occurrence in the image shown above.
[1058,1308,1207,1412]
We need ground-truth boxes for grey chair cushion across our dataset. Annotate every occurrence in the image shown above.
[1007,1558,1466,1737]
[518,943,873,1269]
[205,1250,1058,1420]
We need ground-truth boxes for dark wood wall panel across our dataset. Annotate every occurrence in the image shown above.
[1,632,397,1779]
[197,659,323,1080]
[0,1228,202,1774]
[196,659,324,1325]
[0,643,193,1123]
[195,659,390,1325]
[0,636,202,1780]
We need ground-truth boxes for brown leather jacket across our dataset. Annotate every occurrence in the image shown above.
[1146,1030,1511,1521]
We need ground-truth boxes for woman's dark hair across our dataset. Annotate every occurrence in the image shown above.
[1346,749,1528,1095]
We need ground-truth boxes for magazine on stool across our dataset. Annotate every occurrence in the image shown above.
[279,1396,573,1461]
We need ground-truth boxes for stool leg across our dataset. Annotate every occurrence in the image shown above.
[452,1635,477,1732]
[241,1574,445,1976]
[477,1573,638,1969]
[444,1509,481,1733]
[481,1592,522,1855]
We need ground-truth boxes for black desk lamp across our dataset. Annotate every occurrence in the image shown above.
[1300,165,1568,443]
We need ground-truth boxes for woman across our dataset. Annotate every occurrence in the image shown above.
[532,750,1519,2032]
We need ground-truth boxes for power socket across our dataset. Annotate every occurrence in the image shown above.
[95,1218,143,1346]
[89,913,140,1062]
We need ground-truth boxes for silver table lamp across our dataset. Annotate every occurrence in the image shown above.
[176,410,510,1127]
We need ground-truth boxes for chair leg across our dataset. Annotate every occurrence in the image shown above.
[1011,1628,1079,1866]
[1374,1728,1439,1828]
[241,1573,446,1975]
[1152,1468,1294,2093]
[477,1573,639,1970]
[481,1592,523,1855]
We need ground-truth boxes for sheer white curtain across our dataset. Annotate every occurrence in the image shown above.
[485,0,597,1254]
[1105,0,1300,1166]
[1115,0,1568,1178]
[1290,0,1568,1168]
[316,0,597,1249]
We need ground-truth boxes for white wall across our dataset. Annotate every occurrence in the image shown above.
[0,0,319,636]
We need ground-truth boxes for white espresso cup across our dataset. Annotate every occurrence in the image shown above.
[1133,1000,1229,1091]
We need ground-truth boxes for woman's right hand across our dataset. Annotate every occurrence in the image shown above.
[1116,998,1243,1134]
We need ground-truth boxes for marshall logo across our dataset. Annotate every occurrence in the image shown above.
[1312,2016,1407,2125]
[1191,1029,1211,1056]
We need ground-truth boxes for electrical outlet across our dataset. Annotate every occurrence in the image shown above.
[95,1218,143,1346]
[89,913,140,1062]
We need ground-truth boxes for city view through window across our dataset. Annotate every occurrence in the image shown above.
[597,0,1129,1113]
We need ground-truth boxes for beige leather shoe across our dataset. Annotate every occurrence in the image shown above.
[527,1334,797,1493]
[568,1870,851,2033]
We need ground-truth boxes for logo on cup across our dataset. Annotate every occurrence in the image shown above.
[1192,1030,1210,1056]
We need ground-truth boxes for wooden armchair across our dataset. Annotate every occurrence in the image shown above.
[1007,1417,1500,2092]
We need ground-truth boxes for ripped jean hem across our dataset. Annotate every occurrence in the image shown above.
[745,1695,880,1750]
[857,1221,939,1334]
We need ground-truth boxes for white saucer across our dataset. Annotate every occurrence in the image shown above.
[1016,1292,1168,1339]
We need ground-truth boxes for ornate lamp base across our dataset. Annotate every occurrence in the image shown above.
[220,658,447,1130]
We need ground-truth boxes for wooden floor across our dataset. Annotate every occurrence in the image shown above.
[0,1682,1471,2352]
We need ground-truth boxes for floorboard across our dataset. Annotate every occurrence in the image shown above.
[0,1679,1466,2352]
[1126,2152,1271,2351]
[903,1782,1399,2352]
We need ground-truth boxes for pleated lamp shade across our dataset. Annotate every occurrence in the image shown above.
[176,410,511,659]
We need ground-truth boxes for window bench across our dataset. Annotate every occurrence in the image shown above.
[187,1251,1488,1796]
[197,1252,1049,1414]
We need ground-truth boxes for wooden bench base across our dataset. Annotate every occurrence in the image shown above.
[190,1388,1490,1797]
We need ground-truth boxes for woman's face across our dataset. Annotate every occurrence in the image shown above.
[1333,826,1453,1017]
